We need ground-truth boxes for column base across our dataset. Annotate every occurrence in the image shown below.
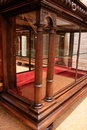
[34,103,43,109]
[45,97,54,102]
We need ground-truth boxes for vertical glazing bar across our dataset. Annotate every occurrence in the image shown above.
[75,27,81,81]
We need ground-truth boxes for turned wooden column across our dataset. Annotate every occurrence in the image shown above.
[46,27,56,101]
[0,15,8,92]
[7,17,16,89]
[34,25,44,108]
[68,32,74,67]
[29,29,32,71]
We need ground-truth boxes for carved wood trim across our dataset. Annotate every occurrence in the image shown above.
[40,9,57,27]
[45,0,87,19]
[41,0,87,27]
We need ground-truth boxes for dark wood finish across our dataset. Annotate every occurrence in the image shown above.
[0,15,8,92]
[0,41,2,82]
[34,24,44,108]
[0,16,16,91]
[7,17,16,89]
[20,35,22,56]
[0,77,87,130]
[46,27,56,101]
[68,32,74,67]
[0,18,3,91]
[29,30,32,71]
[75,27,81,81]
[0,0,87,130]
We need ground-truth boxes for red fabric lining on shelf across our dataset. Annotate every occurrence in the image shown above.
[59,71,84,79]
[17,66,67,87]
[17,71,46,87]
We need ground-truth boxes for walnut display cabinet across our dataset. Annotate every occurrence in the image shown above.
[0,0,87,130]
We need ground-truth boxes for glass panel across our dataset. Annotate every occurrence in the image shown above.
[16,31,30,73]
[9,10,87,102]
[10,11,37,102]
[72,33,87,80]
[77,32,87,78]
[21,36,27,56]
[53,33,75,95]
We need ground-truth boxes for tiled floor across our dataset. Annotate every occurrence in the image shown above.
[0,91,87,130]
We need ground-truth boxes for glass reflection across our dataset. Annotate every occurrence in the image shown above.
[9,11,87,102]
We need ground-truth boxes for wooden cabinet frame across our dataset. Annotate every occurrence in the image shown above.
[0,1,87,130]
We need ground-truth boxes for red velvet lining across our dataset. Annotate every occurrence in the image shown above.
[17,71,46,87]
[17,66,67,87]
[17,71,34,87]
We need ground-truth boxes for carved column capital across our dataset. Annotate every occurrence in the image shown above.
[49,27,56,33]
[35,24,45,32]
[40,9,57,27]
